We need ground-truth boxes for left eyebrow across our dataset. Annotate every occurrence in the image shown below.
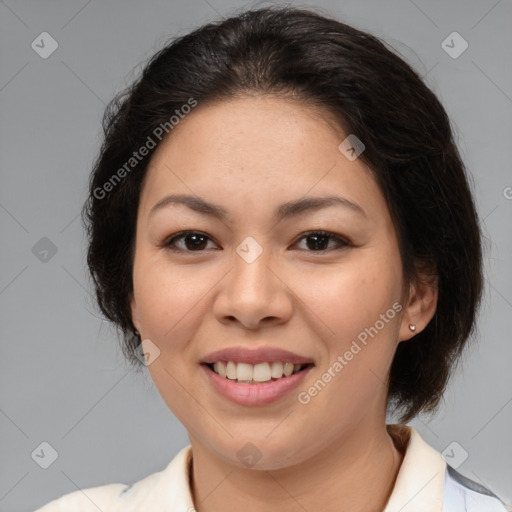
[148,193,367,221]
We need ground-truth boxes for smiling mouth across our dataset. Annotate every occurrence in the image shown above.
[203,361,314,384]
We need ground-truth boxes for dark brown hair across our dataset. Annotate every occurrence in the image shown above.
[81,5,483,423]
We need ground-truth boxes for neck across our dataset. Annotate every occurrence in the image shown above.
[189,422,406,512]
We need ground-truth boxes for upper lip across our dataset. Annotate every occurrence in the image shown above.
[201,347,315,365]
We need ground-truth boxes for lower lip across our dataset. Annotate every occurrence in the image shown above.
[201,363,314,406]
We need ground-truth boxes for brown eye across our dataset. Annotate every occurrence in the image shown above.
[163,231,217,252]
[294,231,350,252]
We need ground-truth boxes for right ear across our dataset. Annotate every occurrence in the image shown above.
[130,293,141,333]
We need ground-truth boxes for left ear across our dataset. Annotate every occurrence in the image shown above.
[399,271,438,342]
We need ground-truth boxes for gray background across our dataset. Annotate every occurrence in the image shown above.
[0,0,511,510]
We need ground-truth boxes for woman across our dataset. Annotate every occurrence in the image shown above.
[35,6,510,512]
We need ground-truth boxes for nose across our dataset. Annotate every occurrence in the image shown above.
[213,242,293,330]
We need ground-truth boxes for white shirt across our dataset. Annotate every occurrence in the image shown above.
[34,424,510,511]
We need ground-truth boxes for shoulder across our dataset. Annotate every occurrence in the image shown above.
[443,464,512,512]
[33,445,194,511]
[33,471,163,512]
[33,482,130,512]
[385,424,511,512]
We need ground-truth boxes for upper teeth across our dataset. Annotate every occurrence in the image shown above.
[212,361,304,382]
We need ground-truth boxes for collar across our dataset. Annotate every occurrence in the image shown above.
[384,423,446,511]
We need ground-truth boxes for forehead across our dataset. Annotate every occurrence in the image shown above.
[151,95,346,164]
[138,95,386,221]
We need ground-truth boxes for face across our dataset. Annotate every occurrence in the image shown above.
[130,95,430,470]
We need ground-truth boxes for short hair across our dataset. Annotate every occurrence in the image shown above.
[81,5,483,423]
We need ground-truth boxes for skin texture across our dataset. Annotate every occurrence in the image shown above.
[130,95,438,512]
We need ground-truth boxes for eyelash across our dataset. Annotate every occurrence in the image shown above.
[161,230,351,254]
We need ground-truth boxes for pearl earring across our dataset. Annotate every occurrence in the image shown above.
[409,324,416,332]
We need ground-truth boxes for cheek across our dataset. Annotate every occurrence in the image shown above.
[289,253,402,408]
[292,256,401,345]
[133,255,207,339]
[134,260,208,427]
